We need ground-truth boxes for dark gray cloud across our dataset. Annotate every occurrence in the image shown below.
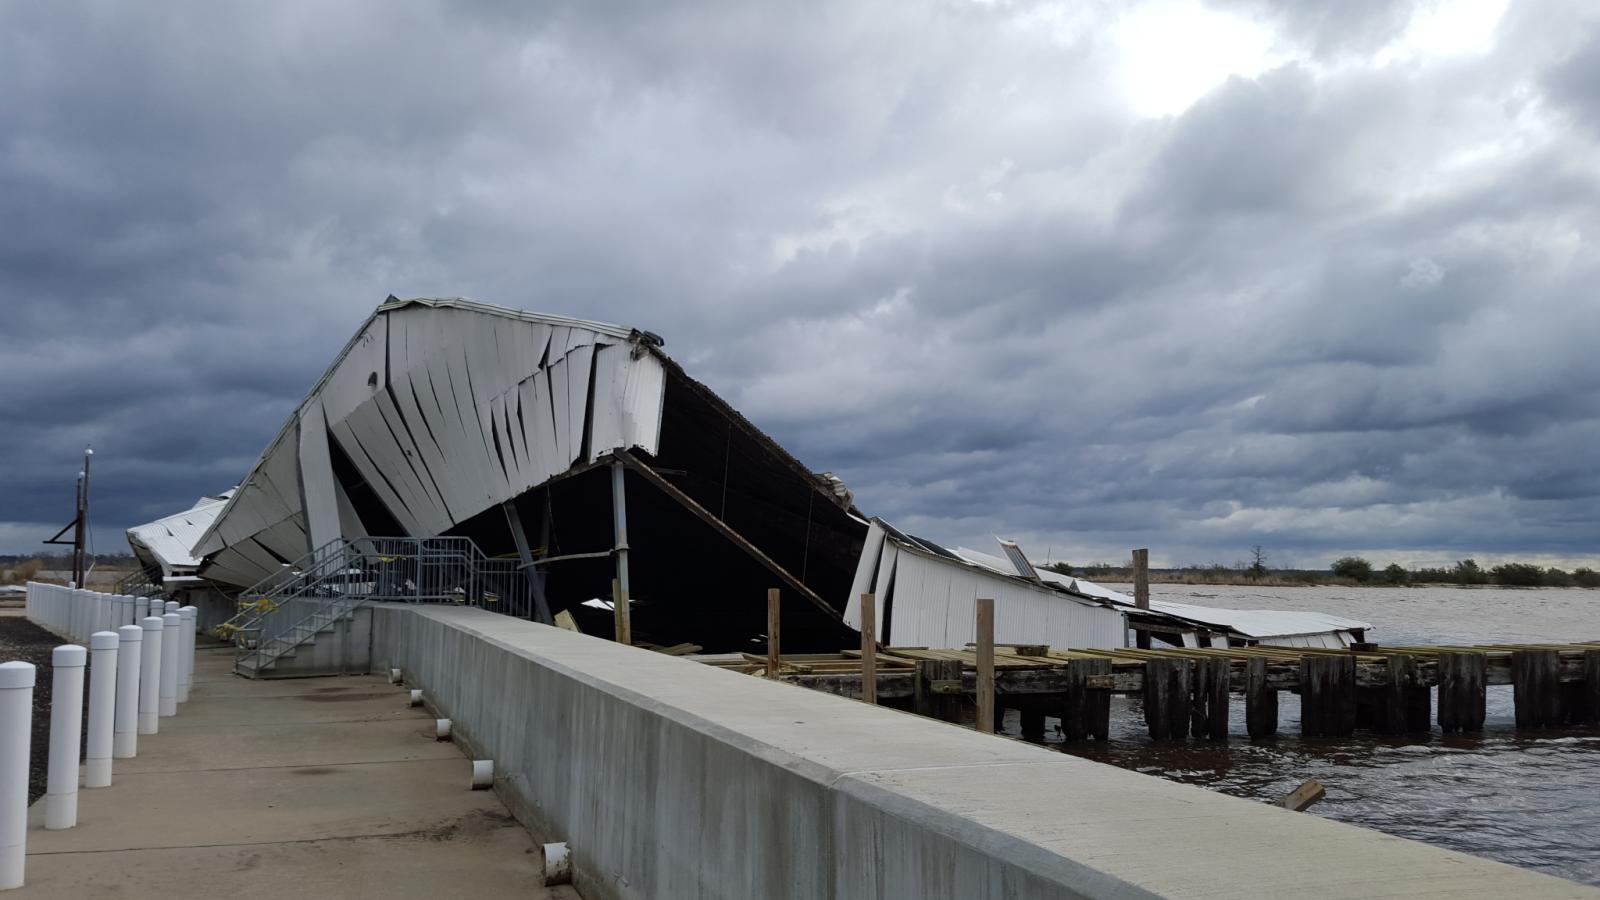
[2,0,1597,571]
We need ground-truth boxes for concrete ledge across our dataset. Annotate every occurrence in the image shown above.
[370,604,1598,900]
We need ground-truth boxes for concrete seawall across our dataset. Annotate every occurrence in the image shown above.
[370,604,1597,900]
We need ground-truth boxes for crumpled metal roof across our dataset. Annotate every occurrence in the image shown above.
[953,546,1371,640]
[126,489,234,574]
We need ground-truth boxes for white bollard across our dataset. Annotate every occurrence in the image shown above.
[390,668,403,684]
[164,601,179,616]
[84,632,119,788]
[138,617,163,735]
[0,661,35,890]
[45,645,87,830]
[543,842,572,886]
[159,613,180,717]
[114,625,143,758]
[178,606,197,703]
[135,596,150,622]
[470,760,494,789]
[435,718,452,741]
[409,689,423,707]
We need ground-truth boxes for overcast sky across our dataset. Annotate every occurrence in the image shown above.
[2,0,1597,570]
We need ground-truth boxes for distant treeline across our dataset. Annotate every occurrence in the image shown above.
[1041,557,1600,588]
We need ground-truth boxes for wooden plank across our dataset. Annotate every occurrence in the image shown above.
[860,593,877,706]
[1245,656,1277,739]
[1279,779,1327,812]
[614,450,842,623]
[975,598,995,734]
[767,588,781,679]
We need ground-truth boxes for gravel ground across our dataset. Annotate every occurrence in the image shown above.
[0,615,68,803]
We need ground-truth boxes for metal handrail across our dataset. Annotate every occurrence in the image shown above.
[232,536,532,673]
[112,567,163,598]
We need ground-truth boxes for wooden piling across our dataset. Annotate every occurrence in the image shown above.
[1512,649,1561,729]
[975,598,995,735]
[1203,657,1229,741]
[1062,658,1111,741]
[1383,653,1430,734]
[1587,649,1600,726]
[1085,658,1113,741]
[859,593,877,705]
[1189,657,1209,739]
[914,659,964,724]
[1144,657,1192,740]
[1245,656,1278,739]
[1143,658,1172,740]
[1438,651,1487,733]
[1299,656,1356,737]
[766,588,780,679]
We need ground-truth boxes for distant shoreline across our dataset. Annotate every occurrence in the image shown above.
[1092,574,1598,589]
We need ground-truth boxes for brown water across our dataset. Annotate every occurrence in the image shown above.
[1015,584,1600,886]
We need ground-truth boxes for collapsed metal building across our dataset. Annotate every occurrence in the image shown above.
[147,296,881,652]
[123,297,1373,669]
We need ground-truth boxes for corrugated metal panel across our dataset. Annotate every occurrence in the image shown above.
[843,521,886,630]
[125,491,232,576]
[885,549,1125,650]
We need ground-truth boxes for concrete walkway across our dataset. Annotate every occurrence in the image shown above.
[18,642,571,899]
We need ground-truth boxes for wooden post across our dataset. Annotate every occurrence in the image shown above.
[1245,656,1278,739]
[766,588,780,679]
[975,598,995,734]
[1133,548,1151,650]
[859,593,877,705]
[1512,649,1560,729]
[611,578,630,646]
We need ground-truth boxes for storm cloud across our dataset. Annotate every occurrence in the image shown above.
[2,0,1597,570]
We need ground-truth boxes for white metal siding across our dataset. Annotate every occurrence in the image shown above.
[878,548,1126,650]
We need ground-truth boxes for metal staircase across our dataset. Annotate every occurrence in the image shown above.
[227,536,532,678]
[112,566,166,600]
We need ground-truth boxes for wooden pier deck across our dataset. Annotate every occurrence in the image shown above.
[694,642,1600,741]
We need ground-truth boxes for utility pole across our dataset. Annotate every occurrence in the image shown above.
[45,447,94,587]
